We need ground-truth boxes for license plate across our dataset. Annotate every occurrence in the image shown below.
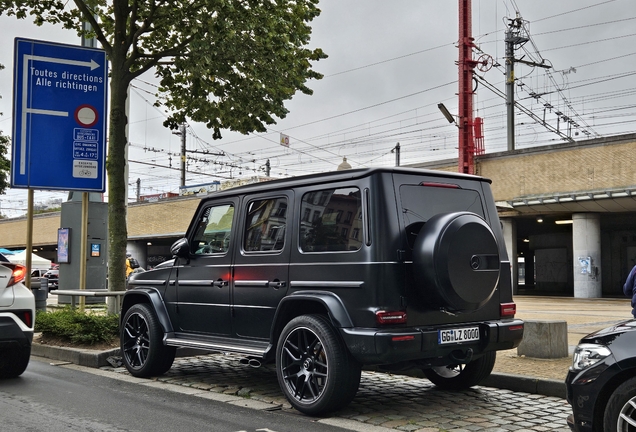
[438,327,480,344]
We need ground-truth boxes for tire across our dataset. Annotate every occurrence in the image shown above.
[413,212,500,312]
[120,303,176,378]
[603,376,636,431]
[0,344,31,379]
[276,314,361,416]
[423,351,496,391]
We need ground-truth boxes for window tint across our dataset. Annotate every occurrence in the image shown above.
[399,184,485,249]
[399,185,485,225]
[300,187,362,252]
[244,197,287,252]
[192,204,234,255]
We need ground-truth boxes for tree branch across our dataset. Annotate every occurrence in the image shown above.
[128,37,194,80]
[72,0,112,53]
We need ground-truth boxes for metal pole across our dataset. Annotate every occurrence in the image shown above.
[78,192,88,312]
[26,189,34,288]
[505,28,515,151]
[458,0,476,174]
[395,142,401,167]
[180,124,186,187]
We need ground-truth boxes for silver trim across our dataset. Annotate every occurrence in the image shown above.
[165,338,267,356]
[177,280,215,286]
[130,280,167,286]
[177,302,228,307]
[290,281,364,288]
[234,280,269,287]
[289,261,399,266]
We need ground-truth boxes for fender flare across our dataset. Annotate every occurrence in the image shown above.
[272,291,354,340]
[121,288,174,334]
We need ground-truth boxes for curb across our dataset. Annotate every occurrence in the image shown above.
[482,372,566,399]
[31,343,120,368]
[31,343,566,399]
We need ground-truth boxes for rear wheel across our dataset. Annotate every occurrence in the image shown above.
[120,303,175,377]
[423,351,496,391]
[0,344,31,379]
[276,314,361,415]
[603,376,636,431]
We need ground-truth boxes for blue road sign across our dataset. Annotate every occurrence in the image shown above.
[11,38,108,192]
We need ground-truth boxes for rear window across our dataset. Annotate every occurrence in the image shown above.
[300,187,362,252]
[400,184,485,247]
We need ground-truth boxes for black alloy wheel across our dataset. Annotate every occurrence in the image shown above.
[276,315,360,415]
[423,351,496,391]
[604,376,636,431]
[120,303,175,377]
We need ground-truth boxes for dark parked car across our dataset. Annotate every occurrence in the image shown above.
[0,252,35,378]
[121,167,524,415]
[43,269,59,290]
[566,319,636,431]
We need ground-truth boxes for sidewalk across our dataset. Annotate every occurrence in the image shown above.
[490,295,632,386]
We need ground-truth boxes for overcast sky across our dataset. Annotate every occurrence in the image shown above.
[1,0,635,218]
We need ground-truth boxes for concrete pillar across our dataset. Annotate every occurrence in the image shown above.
[501,218,518,295]
[572,213,602,298]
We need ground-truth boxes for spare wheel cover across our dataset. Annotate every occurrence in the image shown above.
[413,212,500,311]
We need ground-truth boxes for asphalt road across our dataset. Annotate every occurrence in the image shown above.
[0,357,347,432]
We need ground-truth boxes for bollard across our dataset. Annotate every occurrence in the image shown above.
[517,320,568,359]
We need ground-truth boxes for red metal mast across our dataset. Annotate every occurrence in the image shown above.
[458,0,477,174]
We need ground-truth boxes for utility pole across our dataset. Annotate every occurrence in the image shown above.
[458,0,477,174]
[136,178,141,202]
[392,142,401,167]
[265,159,271,177]
[173,124,187,187]
[180,124,186,187]
[504,13,550,151]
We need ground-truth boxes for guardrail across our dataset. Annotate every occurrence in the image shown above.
[49,289,125,309]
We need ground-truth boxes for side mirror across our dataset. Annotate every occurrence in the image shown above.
[170,238,190,258]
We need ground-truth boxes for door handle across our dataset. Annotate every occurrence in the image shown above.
[267,280,286,289]
[212,279,228,288]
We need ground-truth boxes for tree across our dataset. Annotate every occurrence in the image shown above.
[0,63,10,196]
[1,0,326,310]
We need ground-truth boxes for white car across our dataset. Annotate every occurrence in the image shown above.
[0,253,35,378]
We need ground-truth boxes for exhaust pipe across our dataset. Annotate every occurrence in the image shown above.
[239,357,262,368]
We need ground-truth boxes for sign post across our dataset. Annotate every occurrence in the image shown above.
[11,38,108,192]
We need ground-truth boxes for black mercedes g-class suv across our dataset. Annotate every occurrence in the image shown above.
[120,167,523,415]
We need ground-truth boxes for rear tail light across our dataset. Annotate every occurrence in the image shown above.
[420,181,460,189]
[20,311,33,328]
[376,310,407,325]
[6,264,27,287]
[500,302,516,317]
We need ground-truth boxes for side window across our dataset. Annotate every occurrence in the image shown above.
[300,187,362,253]
[191,203,234,255]
[244,197,287,252]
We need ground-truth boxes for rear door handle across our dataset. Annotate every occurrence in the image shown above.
[267,280,286,289]
[213,279,228,288]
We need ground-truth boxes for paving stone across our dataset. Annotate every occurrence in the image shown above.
[102,351,574,431]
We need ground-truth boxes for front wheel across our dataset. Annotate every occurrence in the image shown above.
[603,376,636,431]
[276,314,361,416]
[423,351,496,391]
[120,303,176,378]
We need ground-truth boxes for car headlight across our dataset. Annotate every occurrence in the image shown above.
[570,343,611,372]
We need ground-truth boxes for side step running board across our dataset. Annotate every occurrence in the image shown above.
[165,337,268,357]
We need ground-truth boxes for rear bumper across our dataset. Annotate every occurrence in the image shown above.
[0,315,34,348]
[340,319,524,365]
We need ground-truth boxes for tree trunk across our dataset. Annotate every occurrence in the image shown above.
[106,51,131,314]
